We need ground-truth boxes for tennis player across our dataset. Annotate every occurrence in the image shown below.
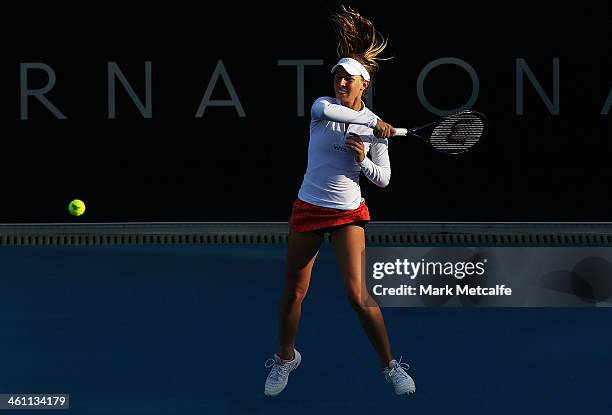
[264,6,416,397]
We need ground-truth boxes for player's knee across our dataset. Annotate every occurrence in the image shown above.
[346,289,367,310]
[281,285,308,305]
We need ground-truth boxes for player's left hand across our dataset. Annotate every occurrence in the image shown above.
[345,133,365,162]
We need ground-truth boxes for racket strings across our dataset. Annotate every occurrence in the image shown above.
[430,114,485,153]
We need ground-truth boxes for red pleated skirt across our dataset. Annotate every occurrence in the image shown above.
[288,198,370,233]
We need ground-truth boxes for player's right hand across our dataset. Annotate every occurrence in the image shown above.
[374,119,396,138]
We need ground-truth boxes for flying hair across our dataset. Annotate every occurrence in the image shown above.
[329,5,391,76]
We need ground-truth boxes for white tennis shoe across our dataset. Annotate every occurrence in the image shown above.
[264,349,301,397]
[383,357,416,395]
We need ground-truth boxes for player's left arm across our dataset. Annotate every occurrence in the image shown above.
[346,133,391,188]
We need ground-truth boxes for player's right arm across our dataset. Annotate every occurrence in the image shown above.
[311,96,378,128]
[311,97,396,138]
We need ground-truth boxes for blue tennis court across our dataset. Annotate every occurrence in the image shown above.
[0,227,611,414]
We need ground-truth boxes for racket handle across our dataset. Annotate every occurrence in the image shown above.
[393,128,408,136]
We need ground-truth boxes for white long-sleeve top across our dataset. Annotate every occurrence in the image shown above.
[297,96,391,210]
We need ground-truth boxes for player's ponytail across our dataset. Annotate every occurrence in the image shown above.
[329,5,391,76]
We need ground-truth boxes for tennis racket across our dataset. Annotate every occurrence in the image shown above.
[393,110,487,155]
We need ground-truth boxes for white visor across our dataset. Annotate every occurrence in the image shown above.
[330,57,370,81]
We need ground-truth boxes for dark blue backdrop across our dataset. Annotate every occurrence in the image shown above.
[1,244,610,414]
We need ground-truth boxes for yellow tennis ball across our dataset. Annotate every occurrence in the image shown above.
[68,199,86,216]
